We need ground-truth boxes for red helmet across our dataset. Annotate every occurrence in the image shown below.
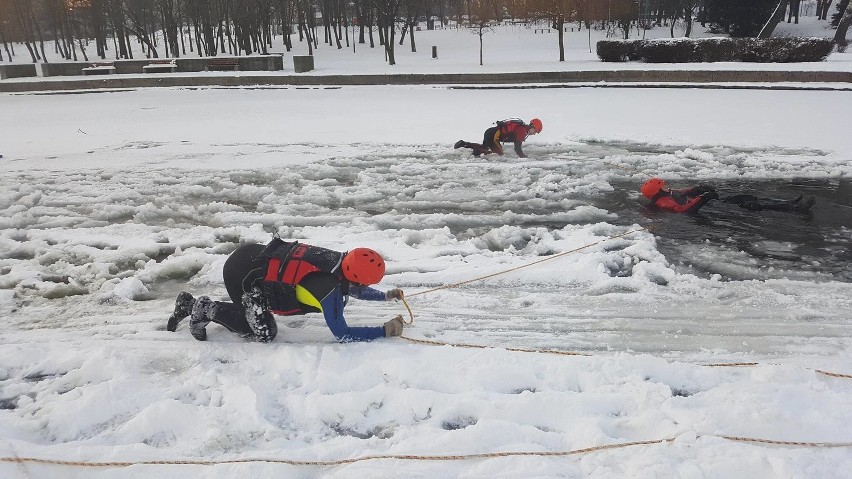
[529,118,543,133]
[342,248,385,285]
[641,178,668,199]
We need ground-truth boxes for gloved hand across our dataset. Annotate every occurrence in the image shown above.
[384,315,404,337]
[385,288,404,301]
[701,190,719,200]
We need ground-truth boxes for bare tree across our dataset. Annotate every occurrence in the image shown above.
[0,19,6,61]
[399,0,424,53]
[158,0,183,57]
[835,2,852,51]
[11,0,40,62]
[758,0,790,38]
[372,0,403,64]
[787,0,800,23]
[124,0,159,57]
[295,0,318,55]
[105,0,131,58]
[527,0,577,62]
[611,0,638,39]
[816,0,831,20]
[466,0,499,65]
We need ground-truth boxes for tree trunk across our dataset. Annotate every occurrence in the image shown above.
[758,0,790,38]
[478,23,484,66]
[399,21,408,45]
[384,23,395,64]
[12,0,39,62]
[684,3,693,37]
[834,5,852,51]
[818,0,831,20]
[557,17,565,61]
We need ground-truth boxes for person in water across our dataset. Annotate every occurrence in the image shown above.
[640,178,815,214]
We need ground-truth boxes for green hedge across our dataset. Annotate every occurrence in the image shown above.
[597,37,834,63]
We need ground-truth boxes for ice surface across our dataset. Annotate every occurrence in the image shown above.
[2,21,852,479]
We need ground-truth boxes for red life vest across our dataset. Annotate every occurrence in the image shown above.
[496,119,530,142]
[256,239,345,315]
[650,189,706,213]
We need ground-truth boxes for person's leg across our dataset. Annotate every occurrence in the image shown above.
[223,243,266,303]
[721,194,763,211]
[478,126,500,156]
[455,139,488,155]
[722,194,814,212]
[167,291,196,331]
[757,196,814,212]
[189,243,266,341]
[241,285,278,342]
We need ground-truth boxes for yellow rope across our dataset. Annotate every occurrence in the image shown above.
[397,315,851,380]
[391,225,851,380]
[718,436,852,448]
[811,369,852,379]
[401,335,590,356]
[603,161,648,176]
[0,438,673,467]
[400,296,414,325]
[407,228,645,298]
[400,335,851,379]
[3,435,851,468]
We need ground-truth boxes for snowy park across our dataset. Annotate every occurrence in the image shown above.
[2,9,852,479]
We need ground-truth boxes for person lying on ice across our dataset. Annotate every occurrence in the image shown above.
[640,177,815,214]
[454,118,542,158]
[167,238,406,343]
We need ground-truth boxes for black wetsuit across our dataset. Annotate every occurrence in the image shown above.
[721,194,814,212]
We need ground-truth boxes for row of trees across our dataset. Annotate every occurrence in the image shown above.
[1,0,850,64]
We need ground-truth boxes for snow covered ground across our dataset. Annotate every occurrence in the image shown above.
[2,19,852,479]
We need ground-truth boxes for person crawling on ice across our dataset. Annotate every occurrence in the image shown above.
[167,238,406,343]
[640,177,815,214]
[454,118,542,158]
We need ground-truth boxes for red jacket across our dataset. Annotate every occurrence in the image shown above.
[494,120,531,156]
[498,121,530,143]
[649,187,711,213]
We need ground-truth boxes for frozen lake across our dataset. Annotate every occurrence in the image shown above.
[1,85,851,477]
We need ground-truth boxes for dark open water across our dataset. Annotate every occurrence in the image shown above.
[608,178,852,282]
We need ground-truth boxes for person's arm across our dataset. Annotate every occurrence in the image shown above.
[677,184,715,197]
[513,140,526,158]
[309,285,386,342]
[349,284,387,301]
[655,194,714,213]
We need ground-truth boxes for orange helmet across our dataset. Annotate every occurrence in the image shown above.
[641,178,667,199]
[342,248,385,285]
[529,118,543,133]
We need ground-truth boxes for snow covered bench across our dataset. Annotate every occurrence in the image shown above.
[143,59,177,73]
[205,58,239,71]
[82,62,116,75]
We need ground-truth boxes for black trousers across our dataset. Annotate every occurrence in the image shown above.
[459,127,500,156]
[209,243,274,338]
[722,195,797,212]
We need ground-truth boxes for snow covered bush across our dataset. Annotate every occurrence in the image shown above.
[595,40,641,62]
[737,37,834,63]
[597,37,833,63]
